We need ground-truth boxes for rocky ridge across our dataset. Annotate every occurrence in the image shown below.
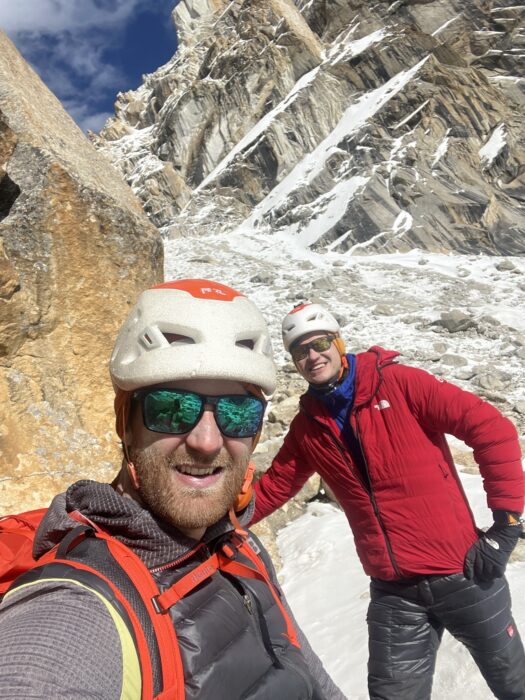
[95,0,525,255]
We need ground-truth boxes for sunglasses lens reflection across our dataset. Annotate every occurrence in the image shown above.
[292,336,333,361]
[141,390,264,438]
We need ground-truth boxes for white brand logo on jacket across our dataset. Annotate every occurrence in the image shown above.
[373,400,391,411]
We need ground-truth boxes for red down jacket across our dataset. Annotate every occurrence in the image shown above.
[253,347,524,581]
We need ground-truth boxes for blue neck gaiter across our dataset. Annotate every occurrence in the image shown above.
[307,353,356,431]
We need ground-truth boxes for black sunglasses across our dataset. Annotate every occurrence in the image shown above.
[134,388,266,439]
[290,335,335,362]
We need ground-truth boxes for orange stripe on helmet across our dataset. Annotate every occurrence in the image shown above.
[151,279,244,301]
[288,302,310,314]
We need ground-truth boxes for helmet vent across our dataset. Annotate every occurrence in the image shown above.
[163,332,195,345]
[236,339,255,350]
[138,326,195,351]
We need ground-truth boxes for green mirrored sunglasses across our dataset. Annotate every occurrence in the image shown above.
[134,388,265,438]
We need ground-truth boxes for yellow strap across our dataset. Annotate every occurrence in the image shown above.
[5,578,141,700]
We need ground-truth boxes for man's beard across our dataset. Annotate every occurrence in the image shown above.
[128,444,249,533]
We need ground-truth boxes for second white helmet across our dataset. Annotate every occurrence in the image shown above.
[281,302,340,352]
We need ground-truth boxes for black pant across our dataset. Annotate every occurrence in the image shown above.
[367,574,525,700]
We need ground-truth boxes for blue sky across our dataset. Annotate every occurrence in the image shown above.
[0,1,178,133]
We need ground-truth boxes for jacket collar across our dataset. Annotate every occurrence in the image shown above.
[300,346,400,417]
[34,479,254,569]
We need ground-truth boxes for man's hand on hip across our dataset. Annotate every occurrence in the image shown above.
[464,510,522,581]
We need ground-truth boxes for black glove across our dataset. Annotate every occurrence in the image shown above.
[464,510,522,581]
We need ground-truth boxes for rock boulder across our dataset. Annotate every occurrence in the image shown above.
[0,31,163,512]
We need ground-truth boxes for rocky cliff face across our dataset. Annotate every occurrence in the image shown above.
[0,31,163,511]
[95,0,525,255]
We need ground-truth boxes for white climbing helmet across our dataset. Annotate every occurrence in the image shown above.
[281,302,340,352]
[110,279,276,396]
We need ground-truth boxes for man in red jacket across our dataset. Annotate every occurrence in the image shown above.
[252,301,525,700]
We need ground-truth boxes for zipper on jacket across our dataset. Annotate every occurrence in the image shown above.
[353,411,402,578]
[150,542,207,574]
[330,431,369,493]
[221,571,283,669]
[307,408,402,578]
[344,421,372,492]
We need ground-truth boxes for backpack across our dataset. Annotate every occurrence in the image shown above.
[0,508,300,699]
[0,508,47,595]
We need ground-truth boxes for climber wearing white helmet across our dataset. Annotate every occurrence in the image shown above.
[0,280,346,700]
[281,302,347,387]
[253,300,525,700]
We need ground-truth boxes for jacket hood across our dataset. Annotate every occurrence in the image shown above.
[34,479,255,569]
[353,346,400,407]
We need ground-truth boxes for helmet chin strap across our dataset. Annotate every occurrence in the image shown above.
[111,458,143,502]
[229,463,255,536]
[337,352,349,379]
[233,462,255,513]
[127,461,141,490]
[230,384,265,514]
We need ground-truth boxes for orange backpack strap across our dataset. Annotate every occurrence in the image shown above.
[152,531,300,650]
[42,527,184,700]
[153,552,222,613]
[103,534,184,700]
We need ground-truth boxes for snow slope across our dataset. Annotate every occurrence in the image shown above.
[279,475,525,699]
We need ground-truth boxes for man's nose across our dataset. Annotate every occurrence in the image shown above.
[184,407,223,456]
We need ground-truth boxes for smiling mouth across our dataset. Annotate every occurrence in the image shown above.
[176,465,223,477]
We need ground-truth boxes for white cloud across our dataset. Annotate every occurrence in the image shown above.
[67,106,114,134]
[0,0,152,35]
[0,0,176,132]
[10,31,126,133]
